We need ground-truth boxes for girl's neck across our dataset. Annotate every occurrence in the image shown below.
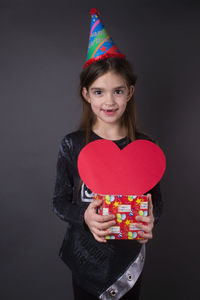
[92,122,127,140]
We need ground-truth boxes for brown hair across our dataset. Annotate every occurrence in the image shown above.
[76,57,139,198]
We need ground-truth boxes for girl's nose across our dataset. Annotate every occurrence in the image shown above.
[105,93,115,105]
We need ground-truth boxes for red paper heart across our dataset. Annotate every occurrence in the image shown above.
[77,139,166,195]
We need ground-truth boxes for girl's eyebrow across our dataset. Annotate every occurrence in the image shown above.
[90,86,126,90]
[114,86,126,89]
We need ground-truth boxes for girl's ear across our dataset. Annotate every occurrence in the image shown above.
[82,87,91,103]
[127,85,135,101]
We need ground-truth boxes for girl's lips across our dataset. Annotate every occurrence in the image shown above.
[102,108,118,116]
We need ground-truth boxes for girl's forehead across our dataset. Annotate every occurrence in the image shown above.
[90,71,127,88]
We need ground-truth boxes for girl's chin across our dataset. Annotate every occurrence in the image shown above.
[97,116,122,125]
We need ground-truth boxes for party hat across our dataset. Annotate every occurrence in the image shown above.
[83,8,126,69]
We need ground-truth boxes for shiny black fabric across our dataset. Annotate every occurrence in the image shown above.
[53,130,163,297]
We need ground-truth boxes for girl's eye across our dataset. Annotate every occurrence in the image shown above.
[115,89,123,94]
[94,90,102,95]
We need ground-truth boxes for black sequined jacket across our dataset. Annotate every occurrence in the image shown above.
[53,129,163,297]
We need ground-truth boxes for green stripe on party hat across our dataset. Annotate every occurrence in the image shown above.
[83,8,126,69]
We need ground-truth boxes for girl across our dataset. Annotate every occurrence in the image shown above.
[53,9,163,300]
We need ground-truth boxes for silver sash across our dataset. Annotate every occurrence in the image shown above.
[99,244,145,300]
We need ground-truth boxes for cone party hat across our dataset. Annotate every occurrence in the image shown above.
[83,8,126,69]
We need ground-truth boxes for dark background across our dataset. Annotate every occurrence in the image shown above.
[1,0,199,299]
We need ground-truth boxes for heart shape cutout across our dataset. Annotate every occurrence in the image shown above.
[78,139,166,195]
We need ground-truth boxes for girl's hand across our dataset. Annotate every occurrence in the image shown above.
[135,193,154,244]
[84,199,116,243]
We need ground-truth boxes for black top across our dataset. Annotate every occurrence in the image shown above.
[53,129,163,297]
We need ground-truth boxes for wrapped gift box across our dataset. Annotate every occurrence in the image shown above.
[94,194,148,240]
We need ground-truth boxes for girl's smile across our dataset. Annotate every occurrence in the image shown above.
[101,108,118,116]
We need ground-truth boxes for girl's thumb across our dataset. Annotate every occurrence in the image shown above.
[91,199,103,208]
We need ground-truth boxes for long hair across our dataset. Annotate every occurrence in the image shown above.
[77,57,139,198]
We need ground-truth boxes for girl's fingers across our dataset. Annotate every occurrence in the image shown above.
[95,214,116,223]
[136,222,153,232]
[92,225,113,237]
[90,199,103,209]
[98,220,116,230]
[147,193,153,215]
[97,229,112,237]
[136,215,154,224]
[138,230,153,240]
[136,194,154,224]
[92,232,107,243]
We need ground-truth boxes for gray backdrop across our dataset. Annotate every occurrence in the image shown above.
[1,0,199,299]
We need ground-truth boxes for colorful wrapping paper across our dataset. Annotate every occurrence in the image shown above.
[94,194,148,240]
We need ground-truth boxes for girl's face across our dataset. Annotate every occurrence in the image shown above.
[82,71,134,126]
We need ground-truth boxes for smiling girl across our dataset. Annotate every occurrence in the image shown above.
[82,71,134,142]
[53,8,163,300]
